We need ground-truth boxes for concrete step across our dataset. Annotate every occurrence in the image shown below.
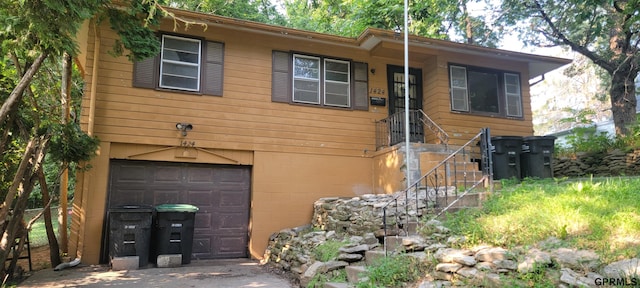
[345,265,367,283]
[435,191,488,208]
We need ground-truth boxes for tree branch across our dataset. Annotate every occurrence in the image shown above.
[531,0,615,73]
[0,52,49,123]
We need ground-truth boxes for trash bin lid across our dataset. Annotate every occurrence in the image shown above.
[491,136,523,141]
[523,135,557,141]
[155,203,199,213]
[110,205,153,212]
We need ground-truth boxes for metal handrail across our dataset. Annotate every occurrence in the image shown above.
[381,128,493,255]
[417,109,449,146]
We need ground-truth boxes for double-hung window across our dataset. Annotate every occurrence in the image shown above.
[324,59,350,107]
[293,55,321,104]
[292,54,351,108]
[159,35,201,91]
[449,64,523,118]
[272,51,368,110]
[132,33,224,96]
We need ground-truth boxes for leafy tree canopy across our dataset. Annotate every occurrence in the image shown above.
[498,0,639,135]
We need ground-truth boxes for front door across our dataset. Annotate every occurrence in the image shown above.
[387,65,423,145]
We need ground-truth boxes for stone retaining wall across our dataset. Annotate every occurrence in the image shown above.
[554,149,640,178]
[262,195,639,287]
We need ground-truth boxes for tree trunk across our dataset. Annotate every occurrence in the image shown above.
[0,140,36,228]
[37,167,61,267]
[610,66,639,136]
[59,52,72,254]
[0,52,48,123]
[0,136,49,279]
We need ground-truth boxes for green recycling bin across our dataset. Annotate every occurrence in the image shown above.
[521,136,556,179]
[152,204,199,264]
[108,205,153,267]
[491,136,523,180]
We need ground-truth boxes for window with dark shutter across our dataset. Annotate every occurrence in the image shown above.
[272,50,368,110]
[132,55,158,89]
[272,51,291,103]
[353,62,369,111]
[132,34,224,96]
[448,63,523,118]
[203,41,224,96]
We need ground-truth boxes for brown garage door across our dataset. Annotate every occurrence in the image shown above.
[104,160,251,261]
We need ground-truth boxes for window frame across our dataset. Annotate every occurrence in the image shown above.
[448,63,523,118]
[292,53,353,108]
[159,34,202,92]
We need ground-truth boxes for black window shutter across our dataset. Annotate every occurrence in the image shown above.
[132,54,158,89]
[353,62,369,111]
[272,51,291,103]
[202,41,224,96]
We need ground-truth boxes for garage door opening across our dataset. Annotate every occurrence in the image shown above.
[100,160,251,264]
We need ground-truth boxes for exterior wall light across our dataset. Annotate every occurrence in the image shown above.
[176,123,193,136]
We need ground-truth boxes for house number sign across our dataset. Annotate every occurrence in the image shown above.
[369,88,385,95]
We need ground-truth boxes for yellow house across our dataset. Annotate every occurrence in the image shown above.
[70,6,571,264]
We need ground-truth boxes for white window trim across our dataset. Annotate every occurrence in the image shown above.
[159,35,202,92]
[504,73,523,117]
[450,65,469,112]
[324,59,351,108]
[293,54,321,104]
[449,65,523,118]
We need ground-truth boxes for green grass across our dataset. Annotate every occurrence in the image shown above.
[24,207,69,247]
[312,240,349,262]
[443,177,640,263]
[356,255,427,288]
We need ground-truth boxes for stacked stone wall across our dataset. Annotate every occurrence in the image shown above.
[554,149,640,177]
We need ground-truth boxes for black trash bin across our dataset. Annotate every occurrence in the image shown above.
[521,136,556,179]
[491,136,523,180]
[153,204,199,264]
[108,205,153,267]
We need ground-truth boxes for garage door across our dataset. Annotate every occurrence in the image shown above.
[104,160,251,261]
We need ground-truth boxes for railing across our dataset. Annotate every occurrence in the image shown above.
[381,128,493,253]
[417,109,449,146]
[375,110,449,150]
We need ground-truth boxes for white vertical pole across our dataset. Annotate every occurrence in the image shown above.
[404,0,410,189]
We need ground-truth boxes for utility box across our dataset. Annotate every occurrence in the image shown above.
[521,136,556,179]
[153,204,199,264]
[491,136,523,180]
[108,205,153,268]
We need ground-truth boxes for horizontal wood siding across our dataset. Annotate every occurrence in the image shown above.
[422,52,534,146]
[81,22,377,157]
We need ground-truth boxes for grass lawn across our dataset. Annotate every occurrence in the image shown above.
[443,177,640,263]
[24,207,68,247]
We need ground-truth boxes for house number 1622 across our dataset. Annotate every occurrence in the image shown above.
[369,88,385,95]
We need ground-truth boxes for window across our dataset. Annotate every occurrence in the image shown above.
[291,54,351,108]
[324,59,350,107]
[293,55,320,104]
[273,51,368,110]
[449,64,523,118]
[132,34,224,96]
[160,35,201,91]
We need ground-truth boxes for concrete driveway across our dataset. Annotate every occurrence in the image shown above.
[18,259,294,288]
